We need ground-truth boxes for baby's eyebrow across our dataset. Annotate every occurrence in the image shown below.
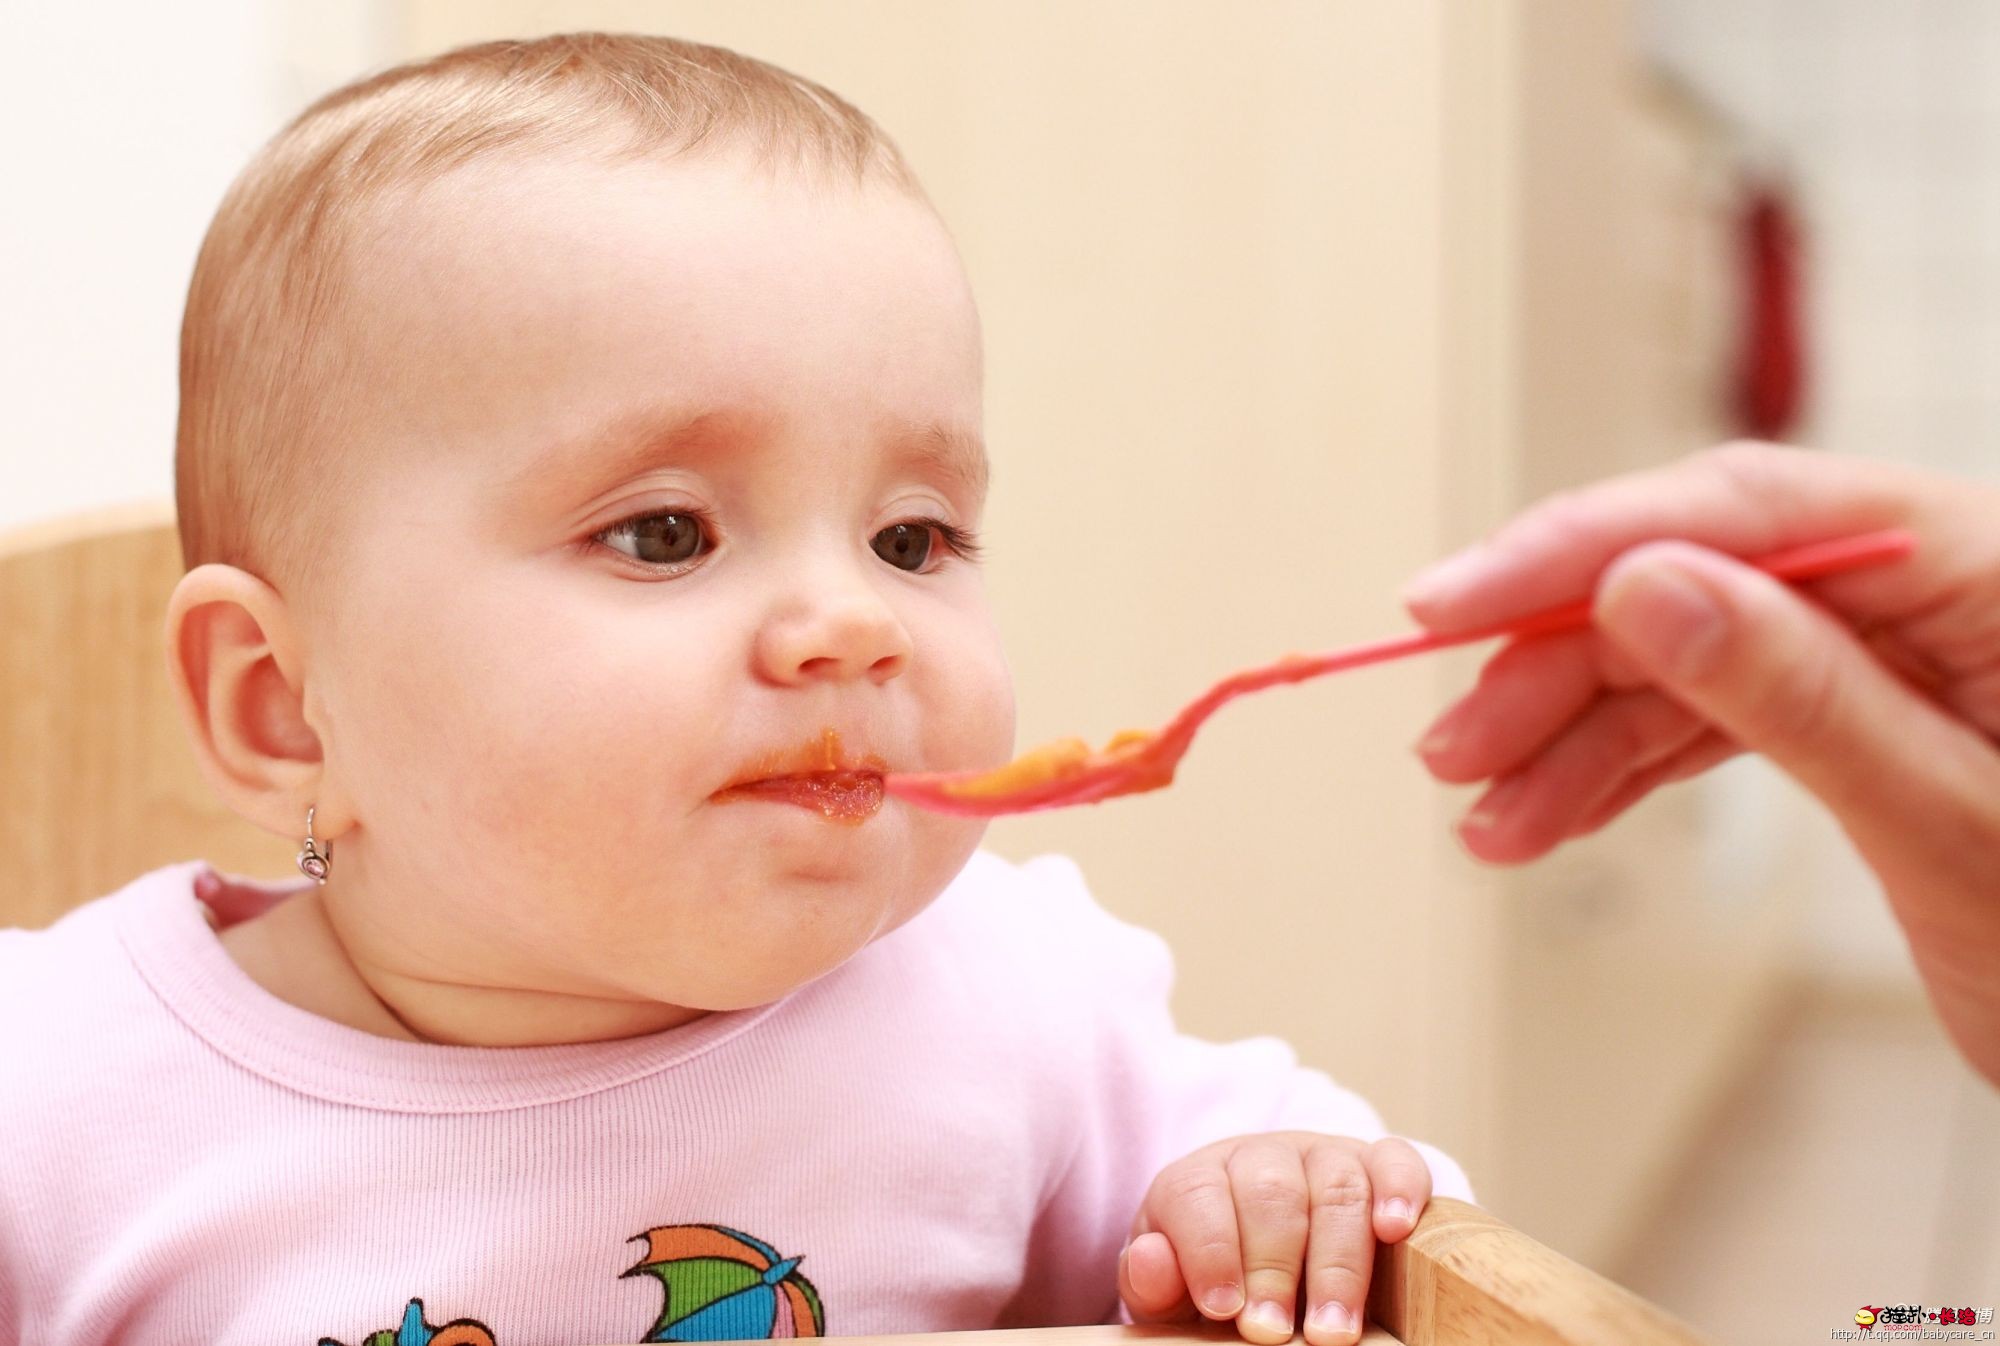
[502,405,748,501]
[886,418,990,504]
[503,403,989,504]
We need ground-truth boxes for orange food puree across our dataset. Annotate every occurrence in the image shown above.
[943,729,1158,799]
[723,772,883,823]
[714,728,887,824]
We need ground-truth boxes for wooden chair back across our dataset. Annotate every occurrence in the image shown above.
[0,501,279,930]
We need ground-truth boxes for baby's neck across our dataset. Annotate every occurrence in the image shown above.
[218,887,426,1041]
[213,882,711,1046]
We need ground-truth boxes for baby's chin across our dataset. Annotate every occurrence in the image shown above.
[653,936,891,1013]
[624,880,941,1011]
[601,817,981,1009]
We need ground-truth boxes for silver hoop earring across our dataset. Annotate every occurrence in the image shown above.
[296,806,331,885]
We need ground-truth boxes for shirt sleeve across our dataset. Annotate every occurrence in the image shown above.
[0,1172,20,1346]
[996,853,1474,1328]
[0,935,27,1346]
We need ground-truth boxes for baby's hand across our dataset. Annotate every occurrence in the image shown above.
[1116,1131,1431,1346]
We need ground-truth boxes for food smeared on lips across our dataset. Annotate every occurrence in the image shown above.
[714,728,889,824]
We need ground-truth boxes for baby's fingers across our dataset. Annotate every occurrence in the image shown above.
[1142,1156,1246,1323]
[1360,1137,1432,1244]
[1226,1138,1310,1344]
[1117,1230,1192,1323]
[1300,1140,1374,1346]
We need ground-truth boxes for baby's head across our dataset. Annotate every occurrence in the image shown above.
[166,33,1015,1037]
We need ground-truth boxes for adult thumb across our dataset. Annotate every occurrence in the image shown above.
[1591,539,1983,834]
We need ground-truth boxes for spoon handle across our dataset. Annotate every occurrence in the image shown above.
[1158,528,1918,742]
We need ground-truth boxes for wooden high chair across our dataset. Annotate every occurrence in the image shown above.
[0,504,1715,1346]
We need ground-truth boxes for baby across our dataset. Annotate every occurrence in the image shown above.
[0,33,1470,1346]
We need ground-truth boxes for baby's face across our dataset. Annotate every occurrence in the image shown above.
[311,150,1013,1014]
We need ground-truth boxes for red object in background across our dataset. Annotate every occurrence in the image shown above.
[1733,181,1807,439]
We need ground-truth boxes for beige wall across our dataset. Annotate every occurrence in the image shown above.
[0,1,392,535]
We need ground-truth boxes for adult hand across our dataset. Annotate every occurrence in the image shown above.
[1403,443,2000,1084]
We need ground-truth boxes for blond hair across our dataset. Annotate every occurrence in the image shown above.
[175,32,926,595]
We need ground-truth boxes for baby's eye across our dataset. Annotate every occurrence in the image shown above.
[595,511,710,568]
[872,522,935,572]
[871,518,984,573]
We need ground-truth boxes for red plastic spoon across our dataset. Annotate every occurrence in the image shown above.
[883,528,1917,818]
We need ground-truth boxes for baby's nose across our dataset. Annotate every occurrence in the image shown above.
[753,581,912,686]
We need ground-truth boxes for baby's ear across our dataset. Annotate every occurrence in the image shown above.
[163,564,339,840]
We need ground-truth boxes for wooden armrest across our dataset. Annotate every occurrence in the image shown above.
[577,1326,1398,1346]
[572,1197,1707,1346]
[1368,1197,1714,1344]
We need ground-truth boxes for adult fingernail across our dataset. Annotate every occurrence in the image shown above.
[1203,1284,1246,1317]
[1382,1197,1414,1225]
[1415,715,1457,759]
[1403,545,1488,610]
[1309,1302,1356,1340]
[1460,774,1526,835]
[1597,558,1727,682]
[1244,1300,1292,1341]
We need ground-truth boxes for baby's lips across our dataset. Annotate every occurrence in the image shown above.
[714,725,892,795]
[717,770,887,824]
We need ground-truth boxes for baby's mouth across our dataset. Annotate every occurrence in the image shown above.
[712,728,889,824]
[715,772,885,823]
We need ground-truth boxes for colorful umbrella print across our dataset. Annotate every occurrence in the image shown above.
[316,1296,496,1346]
[623,1224,825,1341]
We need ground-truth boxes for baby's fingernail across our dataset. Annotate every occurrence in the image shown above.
[1309,1302,1356,1340]
[1202,1284,1245,1317]
[1382,1197,1414,1225]
[1243,1301,1292,1341]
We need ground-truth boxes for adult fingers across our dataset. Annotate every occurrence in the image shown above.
[1402,443,1923,634]
[1567,732,1742,837]
[1590,541,1999,838]
[1454,688,1710,863]
[1416,631,1603,785]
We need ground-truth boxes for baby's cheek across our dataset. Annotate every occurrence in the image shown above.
[482,679,712,861]
[365,617,709,884]
[885,626,1015,922]
[924,612,1017,767]
[419,682,735,989]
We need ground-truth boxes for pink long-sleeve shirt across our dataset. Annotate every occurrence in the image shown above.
[0,849,1471,1346]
